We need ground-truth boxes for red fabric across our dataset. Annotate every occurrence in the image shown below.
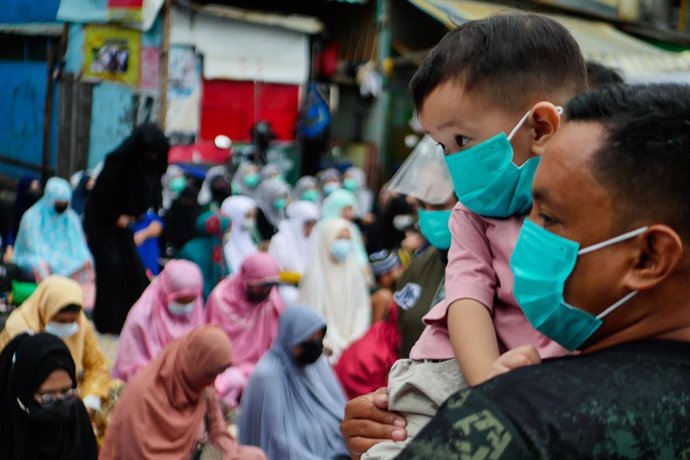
[168,140,232,165]
[334,303,401,400]
[200,80,299,142]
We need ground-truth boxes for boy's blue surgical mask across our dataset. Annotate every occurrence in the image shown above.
[417,209,452,250]
[510,219,647,351]
[444,108,562,218]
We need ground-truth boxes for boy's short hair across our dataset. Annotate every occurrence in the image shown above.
[410,14,587,112]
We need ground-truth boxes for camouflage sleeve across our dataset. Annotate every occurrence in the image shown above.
[396,388,534,460]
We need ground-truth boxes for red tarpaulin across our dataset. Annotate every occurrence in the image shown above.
[200,80,299,142]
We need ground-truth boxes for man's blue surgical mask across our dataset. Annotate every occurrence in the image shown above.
[444,108,562,218]
[510,219,648,351]
[417,209,452,250]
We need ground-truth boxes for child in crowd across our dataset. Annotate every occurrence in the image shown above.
[362,13,587,459]
[369,250,404,323]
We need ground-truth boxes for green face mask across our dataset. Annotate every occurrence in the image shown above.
[243,173,260,189]
[274,198,288,210]
[169,176,187,193]
[301,189,320,202]
[343,178,358,192]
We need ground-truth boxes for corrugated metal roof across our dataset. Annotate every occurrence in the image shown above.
[0,22,63,36]
[190,3,324,34]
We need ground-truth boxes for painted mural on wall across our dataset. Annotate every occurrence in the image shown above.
[83,25,141,86]
[0,62,48,178]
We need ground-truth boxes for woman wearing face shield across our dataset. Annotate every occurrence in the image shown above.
[205,252,284,409]
[239,306,348,460]
[12,177,95,309]
[0,332,98,459]
[0,276,113,429]
[385,136,458,358]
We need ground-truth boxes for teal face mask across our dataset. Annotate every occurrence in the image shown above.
[510,219,647,351]
[169,176,187,193]
[301,189,320,202]
[343,178,358,192]
[444,108,561,218]
[418,208,452,250]
[274,198,288,210]
[243,173,260,189]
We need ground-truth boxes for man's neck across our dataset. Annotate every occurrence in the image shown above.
[584,323,690,354]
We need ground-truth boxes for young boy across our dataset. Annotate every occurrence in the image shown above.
[362,13,587,459]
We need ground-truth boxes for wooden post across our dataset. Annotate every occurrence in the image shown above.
[41,38,58,184]
[158,0,172,131]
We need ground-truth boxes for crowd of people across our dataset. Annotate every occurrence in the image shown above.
[1,10,690,460]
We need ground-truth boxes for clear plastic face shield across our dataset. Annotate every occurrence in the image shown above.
[387,135,455,206]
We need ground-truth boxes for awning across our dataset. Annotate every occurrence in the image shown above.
[407,0,690,83]
[0,23,64,36]
[189,4,324,35]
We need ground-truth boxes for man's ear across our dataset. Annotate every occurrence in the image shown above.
[623,225,684,292]
[529,102,562,157]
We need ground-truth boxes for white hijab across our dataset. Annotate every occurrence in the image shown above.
[268,201,320,275]
[298,218,371,362]
[221,196,258,273]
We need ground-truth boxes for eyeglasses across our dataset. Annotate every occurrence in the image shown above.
[34,388,79,408]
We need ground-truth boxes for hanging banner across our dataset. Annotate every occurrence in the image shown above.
[83,25,141,86]
[107,0,144,22]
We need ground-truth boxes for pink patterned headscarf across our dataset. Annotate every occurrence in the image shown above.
[113,260,206,382]
[206,252,284,407]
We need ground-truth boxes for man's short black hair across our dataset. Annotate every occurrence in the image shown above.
[586,61,624,89]
[565,84,690,239]
[410,14,587,112]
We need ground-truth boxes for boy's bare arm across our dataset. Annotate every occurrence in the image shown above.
[448,299,500,386]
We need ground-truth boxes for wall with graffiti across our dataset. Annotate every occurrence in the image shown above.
[0,62,58,179]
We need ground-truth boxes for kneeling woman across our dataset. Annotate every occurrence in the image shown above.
[240,306,348,460]
[112,259,206,381]
[101,326,266,460]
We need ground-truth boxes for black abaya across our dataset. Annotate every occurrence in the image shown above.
[84,123,169,334]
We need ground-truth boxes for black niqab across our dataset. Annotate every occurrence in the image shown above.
[0,333,98,460]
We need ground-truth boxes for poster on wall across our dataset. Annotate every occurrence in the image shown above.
[139,46,160,91]
[107,0,144,22]
[83,25,141,87]
[166,45,202,134]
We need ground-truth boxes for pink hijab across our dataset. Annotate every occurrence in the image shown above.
[101,326,236,459]
[112,260,205,382]
[206,253,283,370]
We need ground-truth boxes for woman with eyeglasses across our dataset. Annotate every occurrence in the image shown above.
[0,276,112,418]
[205,252,284,409]
[0,332,98,459]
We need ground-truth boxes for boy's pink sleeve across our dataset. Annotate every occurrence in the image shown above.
[444,205,496,313]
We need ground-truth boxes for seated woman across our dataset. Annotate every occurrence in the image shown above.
[321,189,371,276]
[255,177,291,244]
[12,177,95,309]
[101,326,266,460]
[231,162,261,199]
[206,252,283,408]
[292,176,321,204]
[0,276,112,415]
[177,211,230,301]
[239,306,348,460]
[268,200,320,305]
[221,196,258,273]
[113,260,206,382]
[0,333,98,459]
[299,218,371,362]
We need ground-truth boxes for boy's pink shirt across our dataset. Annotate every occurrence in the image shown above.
[410,202,570,361]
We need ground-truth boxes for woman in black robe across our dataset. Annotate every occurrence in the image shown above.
[0,332,98,459]
[84,123,169,334]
